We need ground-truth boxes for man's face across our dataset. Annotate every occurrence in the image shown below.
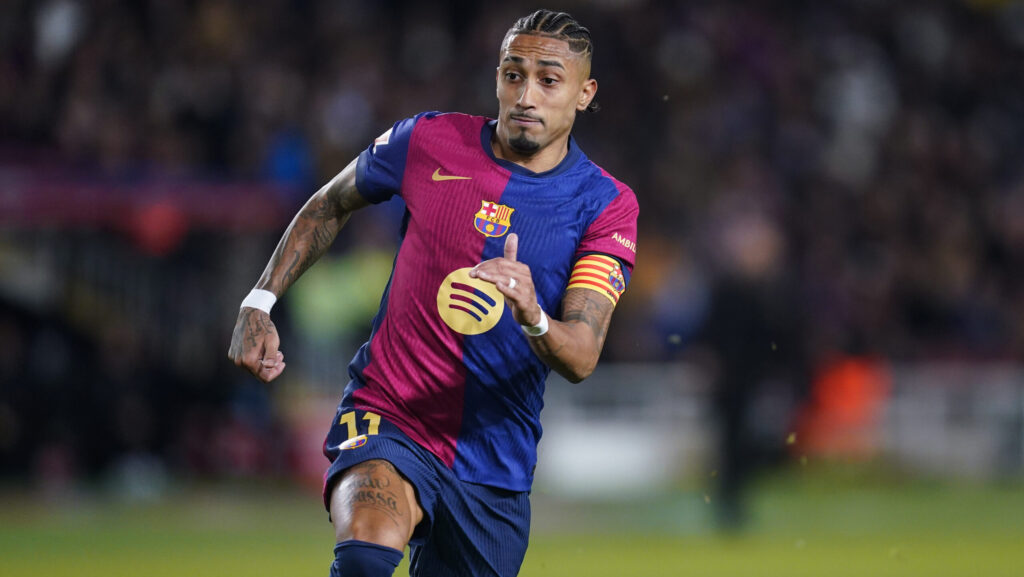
[495,33,597,158]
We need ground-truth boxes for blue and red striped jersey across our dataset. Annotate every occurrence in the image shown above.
[340,112,638,490]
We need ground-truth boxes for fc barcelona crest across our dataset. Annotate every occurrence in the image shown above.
[473,201,515,238]
[609,264,626,294]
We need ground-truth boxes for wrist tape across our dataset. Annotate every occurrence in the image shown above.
[520,310,549,337]
[240,289,277,314]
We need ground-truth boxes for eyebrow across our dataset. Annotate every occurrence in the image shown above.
[502,55,566,70]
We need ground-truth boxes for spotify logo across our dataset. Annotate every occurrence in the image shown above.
[436,267,505,335]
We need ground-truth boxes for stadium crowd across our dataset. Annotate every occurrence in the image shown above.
[2,0,1023,487]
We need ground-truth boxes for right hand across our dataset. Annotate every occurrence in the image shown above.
[228,307,286,383]
[469,233,543,327]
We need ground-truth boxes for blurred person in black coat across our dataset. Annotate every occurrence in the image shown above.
[698,210,804,530]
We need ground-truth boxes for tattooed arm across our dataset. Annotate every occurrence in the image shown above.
[469,234,616,383]
[525,287,614,383]
[227,158,369,382]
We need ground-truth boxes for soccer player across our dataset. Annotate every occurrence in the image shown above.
[228,9,638,577]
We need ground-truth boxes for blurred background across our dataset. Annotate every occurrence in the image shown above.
[2,0,1024,575]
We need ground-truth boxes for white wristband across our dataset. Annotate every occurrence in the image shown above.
[240,289,277,314]
[521,310,549,337]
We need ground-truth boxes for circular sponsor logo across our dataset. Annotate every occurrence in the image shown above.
[437,267,505,335]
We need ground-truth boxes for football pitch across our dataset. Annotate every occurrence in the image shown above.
[1,473,1021,577]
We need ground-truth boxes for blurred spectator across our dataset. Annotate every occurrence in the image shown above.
[693,205,804,530]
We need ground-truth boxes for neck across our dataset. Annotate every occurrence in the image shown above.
[491,128,570,174]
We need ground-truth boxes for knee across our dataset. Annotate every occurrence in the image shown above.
[342,510,407,547]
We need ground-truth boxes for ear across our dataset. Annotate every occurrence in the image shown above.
[576,78,598,112]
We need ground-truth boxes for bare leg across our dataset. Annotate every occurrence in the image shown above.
[330,459,424,549]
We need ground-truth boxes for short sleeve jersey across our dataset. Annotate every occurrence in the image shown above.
[339,112,638,491]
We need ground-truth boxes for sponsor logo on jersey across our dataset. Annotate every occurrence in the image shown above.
[437,267,505,335]
[612,232,636,253]
[339,434,368,450]
[432,168,472,181]
[474,201,515,238]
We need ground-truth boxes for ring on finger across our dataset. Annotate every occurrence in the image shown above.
[508,277,517,290]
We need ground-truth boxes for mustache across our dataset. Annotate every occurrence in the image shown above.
[509,110,543,124]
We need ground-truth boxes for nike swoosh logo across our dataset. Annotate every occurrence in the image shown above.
[432,168,472,181]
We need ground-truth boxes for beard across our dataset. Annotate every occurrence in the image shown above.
[508,132,540,154]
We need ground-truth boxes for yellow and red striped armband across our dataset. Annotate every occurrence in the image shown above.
[567,254,627,306]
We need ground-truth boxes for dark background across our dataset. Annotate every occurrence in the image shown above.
[2,0,1023,492]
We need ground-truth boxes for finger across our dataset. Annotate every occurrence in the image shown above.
[261,330,281,366]
[494,282,513,299]
[469,259,496,278]
[243,346,265,374]
[260,350,284,367]
[260,361,286,383]
[259,351,285,380]
[469,264,498,283]
[504,233,518,263]
[471,270,492,284]
[495,277,524,299]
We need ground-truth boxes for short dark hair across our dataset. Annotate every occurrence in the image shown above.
[504,10,598,111]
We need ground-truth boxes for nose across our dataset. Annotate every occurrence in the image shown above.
[516,80,536,109]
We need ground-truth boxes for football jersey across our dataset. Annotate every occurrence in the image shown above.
[338,111,638,491]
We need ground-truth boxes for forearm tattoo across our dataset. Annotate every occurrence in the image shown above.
[261,172,364,294]
[526,288,615,380]
[561,288,614,348]
[279,195,342,289]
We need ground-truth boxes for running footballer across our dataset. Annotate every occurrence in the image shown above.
[229,10,638,577]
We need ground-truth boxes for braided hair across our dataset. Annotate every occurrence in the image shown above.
[505,9,593,59]
[503,9,599,112]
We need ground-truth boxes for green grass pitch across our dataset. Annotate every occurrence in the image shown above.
[1,474,1021,577]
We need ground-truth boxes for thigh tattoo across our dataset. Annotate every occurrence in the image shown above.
[344,461,406,529]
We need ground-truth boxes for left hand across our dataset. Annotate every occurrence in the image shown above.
[469,233,542,326]
[227,307,287,383]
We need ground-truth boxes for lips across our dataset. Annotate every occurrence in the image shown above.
[510,113,542,126]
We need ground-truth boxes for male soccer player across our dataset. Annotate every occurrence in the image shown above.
[228,9,638,577]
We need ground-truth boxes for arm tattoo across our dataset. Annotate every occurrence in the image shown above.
[528,288,616,382]
[281,196,343,287]
[257,161,366,295]
[228,308,275,359]
[561,288,615,350]
[283,250,302,287]
[244,311,275,348]
[309,195,338,252]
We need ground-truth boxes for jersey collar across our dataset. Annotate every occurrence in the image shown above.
[481,119,583,178]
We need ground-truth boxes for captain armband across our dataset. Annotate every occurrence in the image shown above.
[566,254,627,306]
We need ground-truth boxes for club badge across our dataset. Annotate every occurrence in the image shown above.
[474,201,515,238]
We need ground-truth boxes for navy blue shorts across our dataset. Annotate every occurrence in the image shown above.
[323,407,531,577]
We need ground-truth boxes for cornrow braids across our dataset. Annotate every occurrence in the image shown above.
[503,9,599,112]
[506,9,593,59]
